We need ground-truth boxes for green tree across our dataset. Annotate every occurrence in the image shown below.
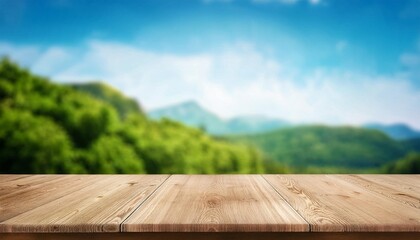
[80,135,145,174]
[384,153,420,174]
[71,82,144,119]
[0,110,79,173]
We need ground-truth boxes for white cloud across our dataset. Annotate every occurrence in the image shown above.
[31,46,74,75]
[0,42,40,66]
[1,40,420,129]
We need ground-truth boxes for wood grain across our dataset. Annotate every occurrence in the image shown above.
[0,175,168,233]
[1,175,100,222]
[263,175,420,232]
[122,175,309,232]
[0,175,31,183]
[1,174,419,234]
[338,175,420,209]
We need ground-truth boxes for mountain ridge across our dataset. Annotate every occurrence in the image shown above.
[149,100,289,135]
[149,100,420,140]
[363,123,420,140]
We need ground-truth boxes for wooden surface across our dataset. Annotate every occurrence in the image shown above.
[122,175,308,232]
[0,175,169,232]
[0,174,419,234]
[263,175,420,232]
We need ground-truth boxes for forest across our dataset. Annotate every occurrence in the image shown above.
[0,58,419,174]
[228,126,420,173]
[0,58,264,174]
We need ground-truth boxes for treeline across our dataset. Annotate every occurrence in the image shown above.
[228,125,420,173]
[0,58,264,174]
[383,153,420,174]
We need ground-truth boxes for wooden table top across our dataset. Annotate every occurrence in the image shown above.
[0,175,419,233]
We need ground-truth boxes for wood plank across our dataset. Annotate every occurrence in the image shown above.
[0,175,59,196]
[1,232,420,240]
[122,175,309,232]
[0,175,169,233]
[263,175,420,232]
[338,175,420,209]
[0,175,94,222]
[362,175,420,194]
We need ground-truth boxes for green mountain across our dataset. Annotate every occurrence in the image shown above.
[0,58,264,174]
[364,123,420,140]
[229,125,420,172]
[149,101,289,135]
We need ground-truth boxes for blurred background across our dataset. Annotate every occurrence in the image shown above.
[1,0,419,174]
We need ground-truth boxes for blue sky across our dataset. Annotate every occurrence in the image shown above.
[1,0,420,128]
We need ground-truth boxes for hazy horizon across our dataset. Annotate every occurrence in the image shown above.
[1,0,420,128]
[148,98,420,131]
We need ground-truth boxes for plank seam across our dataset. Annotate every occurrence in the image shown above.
[261,175,311,232]
[119,174,172,232]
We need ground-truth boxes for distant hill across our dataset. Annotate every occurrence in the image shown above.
[149,101,227,134]
[229,125,420,171]
[401,138,420,152]
[70,82,144,119]
[149,101,289,135]
[363,123,420,140]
